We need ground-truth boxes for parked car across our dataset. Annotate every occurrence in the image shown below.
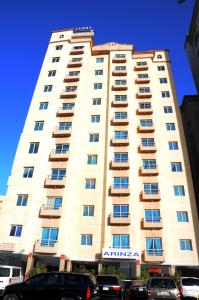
[129,280,147,299]
[1,271,100,300]
[178,277,199,298]
[146,277,180,300]
[0,265,23,296]
[96,274,125,300]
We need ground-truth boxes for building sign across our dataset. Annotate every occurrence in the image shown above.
[102,248,140,259]
[73,27,93,33]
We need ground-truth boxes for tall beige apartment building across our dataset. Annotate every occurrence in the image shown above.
[0,28,199,277]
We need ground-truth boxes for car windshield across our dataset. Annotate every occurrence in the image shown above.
[151,279,176,288]
[182,278,199,286]
[0,267,10,277]
[131,281,146,287]
[96,276,119,285]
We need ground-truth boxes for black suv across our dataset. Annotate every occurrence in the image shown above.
[1,272,100,300]
[96,274,125,300]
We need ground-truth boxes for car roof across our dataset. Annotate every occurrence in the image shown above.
[0,265,22,269]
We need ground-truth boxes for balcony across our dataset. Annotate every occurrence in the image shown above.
[141,218,163,229]
[139,144,157,153]
[137,125,155,133]
[49,150,69,161]
[110,184,130,196]
[109,213,131,225]
[67,60,82,68]
[139,166,159,176]
[134,64,148,71]
[142,250,165,263]
[57,107,75,117]
[44,176,66,188]
[64,75,80,82]
[135,77,150,84]
[112,85,128,91]
[70,48,84,55]
[112,57,127,63]
[136,107,153,115]
[111,137,129,146]
[111,100,128,107]
[39,205,62,218]
[34,240,58,254]
[112,70,127,76]
[141,190,161,201]
[52,127,72,137]
[136,91,152,98]
[60,89,77,99]
[111,117,129,126]
[111,159,130,170]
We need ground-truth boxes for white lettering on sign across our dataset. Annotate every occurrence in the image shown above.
[102,248,140,259]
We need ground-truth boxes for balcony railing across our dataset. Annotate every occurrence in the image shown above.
[134,64,148,71]
[112,69,127,76]
[112,84,128,91]
[39,204,62,218]
[111,117,129,126]
[141,189,161,201]
[111,159,130,170]
[136,107,153,115]
[49,149,69,161]
[44,175,66,188]
[110,184,130,196]
[140,165,159,176]
[67,59,83,67]
[138,124,155,133]
[141,218,163,229]
[109,213,131,225]
[60,88,77,98]
[112,99,128,107]
[52,126,72,137]
[111,136,129,146]
[64,74,80,82]
[112,57,127,63]
[136,91,152,98]
[143,250,165,262]
[139,143,157,153]
[57,106,75,116]
[34,240,58,254]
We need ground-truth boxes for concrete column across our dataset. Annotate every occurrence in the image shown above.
[169,265,176,276]
[66,260,72,272]
[25,253,34,279]
[135,260,141,277]
[98,261,103,274]
[59,255,66,272]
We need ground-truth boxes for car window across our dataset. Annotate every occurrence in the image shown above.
[0,267,10,277]
[12,268,20,277]
[182,278,199,286]
[151,279,176,288]
[96,276,119,285]
[64,274,85,286]
[45,274,60,286]
[27,274,47,286]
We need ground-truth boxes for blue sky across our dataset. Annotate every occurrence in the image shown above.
[0,0,196,195]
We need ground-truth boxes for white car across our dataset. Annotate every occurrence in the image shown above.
[178,277,199,298]
[0,265,23,295]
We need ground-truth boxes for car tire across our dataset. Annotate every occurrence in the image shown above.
[3,294,19,300]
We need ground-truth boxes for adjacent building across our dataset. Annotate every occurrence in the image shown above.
[0,28,199,277]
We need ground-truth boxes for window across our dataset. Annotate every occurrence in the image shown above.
[43,85,52,92]
[34,121,44,131]
[173,185,185,196]
[171,162,182,172]
[10,225,22,237]
[95,70,103,76]
[94,83,102,90]
[115,54,126,58]
[114,131,128,139]
[52,57,60,63]
[46,197,62,209]
[140,119,153,127]
[89,133,99,142]
[141,138,155,147]
[177,211,188,222]
[115,80,126,85]
[72,57,82,62]
[81,234,92,245]
[29,142,39,154]
[161,91,170,98]
[23,167,34,178]
[55,144,69,154]
[69,71,80,76]
[59,34,64,38]
[62,103,75,110]
[85,179,96,189]
[168,141,178,150]
[144,183,159,194]
[50,169,66,180]
[83,205,94,216]
[139,102,151,109]
[166,123,175,131]
[137,61,147,66]
[157,65,165,71]
[65,86,77,92]
[139,87,151,93]
[137,73,149,79]
[92,98,101,105]
[146,237,163,256]
[96,57,104,63]
[145,210,160,222]
[55,45,63,50]
[142,159,157,169]
[58,122,72,130]
[164,106,173,113]
[114,152,128,162]
[157,54,162,59]
[113,205,129,217]
[39,102,48,110]
[115,95,127,102]
[16,195,28,206]
[113,177,129,189]
[180,239,192,250]
[87,155,98,165]
[114,112,127,119]
[73,45,84,50]
[41,227,58,247]
[115,66,126,71]
[91,115,100,123]
[159,78,168,84]
[48,70,56,77]
[112,234,129,248]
